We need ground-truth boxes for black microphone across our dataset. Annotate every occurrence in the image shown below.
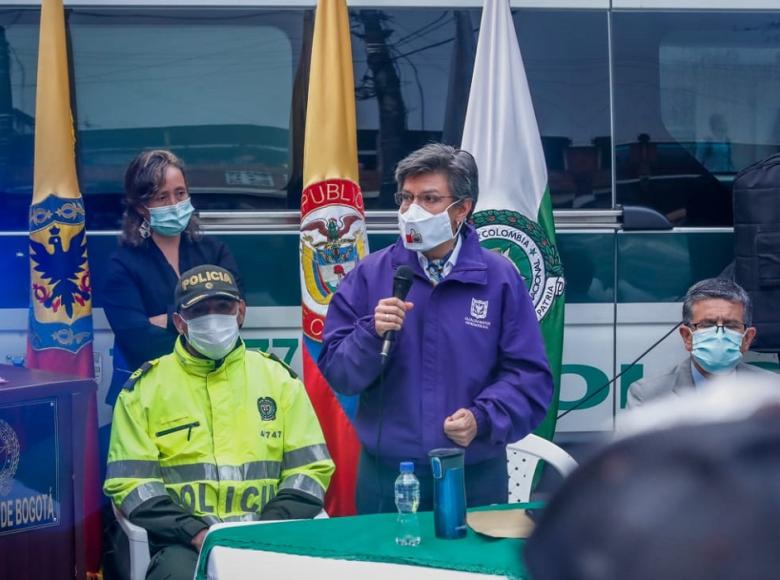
[380,265,415,365]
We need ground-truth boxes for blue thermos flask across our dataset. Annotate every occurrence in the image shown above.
[428,448,467,539]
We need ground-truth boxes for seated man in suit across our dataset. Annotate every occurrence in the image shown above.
[628,278,775,408]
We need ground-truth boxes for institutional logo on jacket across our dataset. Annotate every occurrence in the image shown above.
[465,297,491,330]
[257,397,277,421]
[470,298,489,319]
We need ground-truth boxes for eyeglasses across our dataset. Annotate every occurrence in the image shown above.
[394,192,456,208]
[687,319,746,333]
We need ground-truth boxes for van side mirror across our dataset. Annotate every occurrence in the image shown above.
[621,205,673,231]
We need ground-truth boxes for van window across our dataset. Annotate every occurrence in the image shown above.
[69,8,304,228]
[0,11,40,231]
[514,10,611,210]
[2,7,611,228]
[613,11,780,226]
[352,8,611,211]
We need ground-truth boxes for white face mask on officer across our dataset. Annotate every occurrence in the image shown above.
[185,314,239,360]
[398,201,462,252]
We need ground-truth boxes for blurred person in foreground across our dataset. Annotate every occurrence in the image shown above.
[318,143,553,513]
[105,265,333,580]
[628,277,775,408]
[102,150,241,406]
[526,376,780,580]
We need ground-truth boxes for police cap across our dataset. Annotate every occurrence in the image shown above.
[175,265,240,310]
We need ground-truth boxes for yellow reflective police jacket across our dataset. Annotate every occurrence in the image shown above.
[104,339,334,524]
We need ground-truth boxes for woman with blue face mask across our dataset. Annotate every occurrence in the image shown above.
[101,150,242,406]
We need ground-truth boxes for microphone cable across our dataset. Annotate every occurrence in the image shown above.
[556,321,683,420]
[374,265,414,512]
[375,365,386,513]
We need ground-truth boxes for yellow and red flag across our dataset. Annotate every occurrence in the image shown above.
[28,1,102,576]
[300,0,367,516]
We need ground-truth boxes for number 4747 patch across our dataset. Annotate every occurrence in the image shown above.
[257,397,277,421]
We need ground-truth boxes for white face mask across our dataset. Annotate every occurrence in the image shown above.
[398,202,461,252]
[185,314,239,360]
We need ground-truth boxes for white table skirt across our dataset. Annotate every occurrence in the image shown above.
[205,545,494,579]
[198,520,495,579]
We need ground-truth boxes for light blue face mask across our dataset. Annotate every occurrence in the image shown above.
[691,326,744,374]
[147,198,194,237]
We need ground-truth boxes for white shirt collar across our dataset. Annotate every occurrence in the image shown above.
[417,234,463,283]
[691,358,737,388]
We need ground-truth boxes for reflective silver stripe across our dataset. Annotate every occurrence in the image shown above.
[282,444,331,471]
[219,461,281,482]
[120,481,168,516]
[160,463,219,483]
[106,460,162,480]
[279,473,325,501]
[159,461,281,484]
[201,515,221,526]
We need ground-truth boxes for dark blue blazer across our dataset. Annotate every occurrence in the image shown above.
[101,234,242,377]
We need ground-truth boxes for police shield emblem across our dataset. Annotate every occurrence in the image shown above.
[473,209,564,323]
[257,397,277,421]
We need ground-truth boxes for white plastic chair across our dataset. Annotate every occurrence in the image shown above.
[506,433,578,503]
[112,504,151,580]
[114,504,329,580]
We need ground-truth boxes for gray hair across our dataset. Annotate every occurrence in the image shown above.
[394,143,479,216]
[682,278,753,326]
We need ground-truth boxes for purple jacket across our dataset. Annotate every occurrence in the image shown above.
[318,225,553,466]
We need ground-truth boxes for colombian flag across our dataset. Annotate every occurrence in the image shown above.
[28,1,102,576]
[299,0,367,516]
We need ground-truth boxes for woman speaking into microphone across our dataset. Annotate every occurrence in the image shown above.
[318,143,553,514]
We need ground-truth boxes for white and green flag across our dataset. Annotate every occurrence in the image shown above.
[462,0,565,439]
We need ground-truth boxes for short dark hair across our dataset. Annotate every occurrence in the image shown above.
[525,416,780,580]
[394,143,479,216]
[682,278,752,326]
[120,149,200,247]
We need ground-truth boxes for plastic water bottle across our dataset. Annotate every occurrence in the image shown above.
[394,461,421,546]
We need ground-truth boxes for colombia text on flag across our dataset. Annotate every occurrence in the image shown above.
[28,1,102,576]
[461,0,565,440]
[299,0,368,516]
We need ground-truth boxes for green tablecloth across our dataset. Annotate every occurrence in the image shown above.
[195,503,539,579]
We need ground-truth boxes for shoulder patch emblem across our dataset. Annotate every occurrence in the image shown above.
[257,397,277,421]
[259,351,298,380]
[121,359,158,392]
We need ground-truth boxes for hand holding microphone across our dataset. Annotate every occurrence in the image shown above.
[374,297,413,337]
[377,266,415,364]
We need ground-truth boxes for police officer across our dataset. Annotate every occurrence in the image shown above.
[104,265,334,580]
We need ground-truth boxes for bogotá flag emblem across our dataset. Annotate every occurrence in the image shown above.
[462,0,565,440]
[473,209,564,321]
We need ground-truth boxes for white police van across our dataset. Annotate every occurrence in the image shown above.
[1,0,778,438]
